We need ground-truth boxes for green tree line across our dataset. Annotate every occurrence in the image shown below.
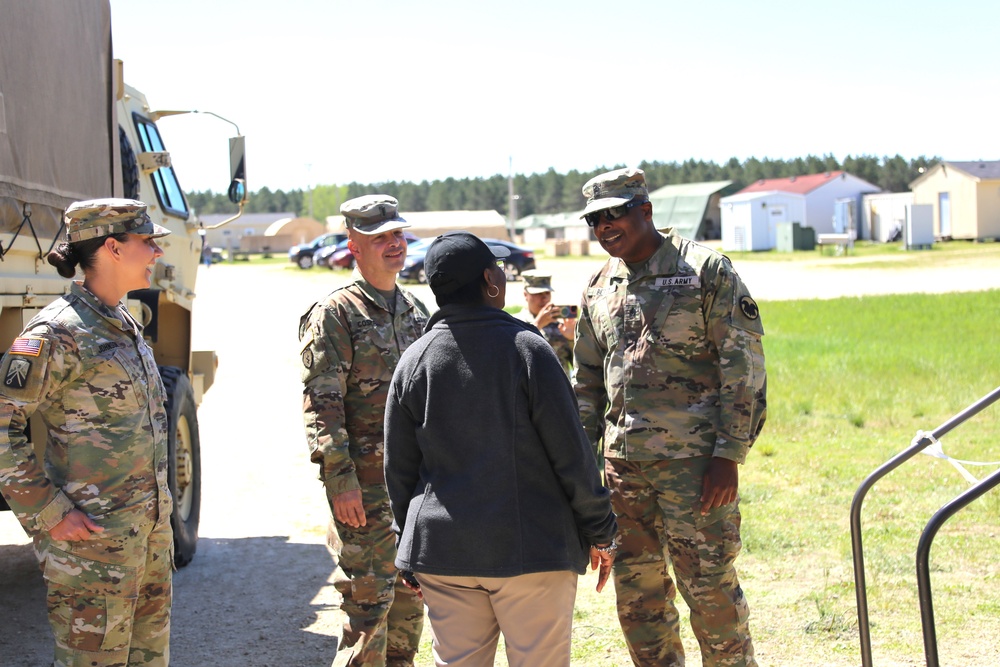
[186,154,938,221]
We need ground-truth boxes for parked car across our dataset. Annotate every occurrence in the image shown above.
[288,232,346,269]
[400,237,535,283]
[314,238,350,269]
[398,237,437,283]
[325,231,421,271]
[481,238,536,281]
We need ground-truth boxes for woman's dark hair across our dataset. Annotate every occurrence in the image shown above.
[46,233,129,279]
[434,271,490,307]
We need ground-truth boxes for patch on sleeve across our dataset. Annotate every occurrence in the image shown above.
[300,332,335,385]
[9,337,44,357]
[731,294,764,335]
[4,358,33,389]
[739,296,759,320]
[0,339,50,401]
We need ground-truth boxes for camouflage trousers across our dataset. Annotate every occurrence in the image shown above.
[606,457,755,667]
[328,484,424,667]
[36,516,173,667]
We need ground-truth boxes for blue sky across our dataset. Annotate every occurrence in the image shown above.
[110,0,1000,194]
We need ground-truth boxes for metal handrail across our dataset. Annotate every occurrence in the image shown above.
[916,466,1000,666]
[850,385,1000,667]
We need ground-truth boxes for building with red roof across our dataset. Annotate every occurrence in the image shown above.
[721,171,881,251]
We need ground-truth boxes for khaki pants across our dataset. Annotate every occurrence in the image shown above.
[417,570,577,667]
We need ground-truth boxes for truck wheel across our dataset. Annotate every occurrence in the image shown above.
[160,366,201,567]
[119,127,141,200]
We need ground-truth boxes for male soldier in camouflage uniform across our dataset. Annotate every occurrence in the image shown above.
[516,269,575,375]
[299,195,427,667]
[0,199,173,666]
[573,168,766,667]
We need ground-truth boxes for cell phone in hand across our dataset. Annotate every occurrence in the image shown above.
[555,305,578,319]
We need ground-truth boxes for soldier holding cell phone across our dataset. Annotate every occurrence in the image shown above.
[517,269,575,375]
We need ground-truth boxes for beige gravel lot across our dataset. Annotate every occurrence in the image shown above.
[1,244,998,665]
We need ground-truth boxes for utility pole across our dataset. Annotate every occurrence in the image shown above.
[306,163,314,220]
[507,156,519,240]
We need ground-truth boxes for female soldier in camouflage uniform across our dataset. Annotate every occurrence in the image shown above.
[0,198,174,666]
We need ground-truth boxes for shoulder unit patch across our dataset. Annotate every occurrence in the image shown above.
[4,358,32,389]
[739,296,759,320]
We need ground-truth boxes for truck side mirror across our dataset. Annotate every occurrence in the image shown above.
[228,135,247,205]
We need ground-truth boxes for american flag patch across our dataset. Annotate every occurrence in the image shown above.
[9,337,44,357]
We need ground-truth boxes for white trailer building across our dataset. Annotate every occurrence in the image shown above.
[720,191,806,252]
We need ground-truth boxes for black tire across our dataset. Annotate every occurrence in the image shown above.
[119,127,141,200]
[297,254,313,269]
[160,366,201,567]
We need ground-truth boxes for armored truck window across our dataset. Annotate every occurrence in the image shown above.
[132,114,190,219]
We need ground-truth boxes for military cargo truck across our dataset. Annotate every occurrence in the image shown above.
[0,1,246,566]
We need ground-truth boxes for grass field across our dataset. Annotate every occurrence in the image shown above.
[411,289,1000,667]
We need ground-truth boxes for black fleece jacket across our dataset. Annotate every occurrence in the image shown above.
[384,304,617,577]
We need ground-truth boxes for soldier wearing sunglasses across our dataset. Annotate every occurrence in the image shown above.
[573,167,767,667]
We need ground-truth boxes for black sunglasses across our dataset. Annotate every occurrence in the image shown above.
[584,199,646,227]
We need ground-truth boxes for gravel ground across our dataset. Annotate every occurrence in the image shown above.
[2,245,998,665]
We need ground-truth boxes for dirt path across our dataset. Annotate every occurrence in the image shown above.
[2,248,998,665]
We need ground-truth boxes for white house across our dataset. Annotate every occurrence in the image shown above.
[729,171,881,247]
[720,191,806,251]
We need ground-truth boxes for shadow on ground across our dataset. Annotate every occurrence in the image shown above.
[0,536,341,667]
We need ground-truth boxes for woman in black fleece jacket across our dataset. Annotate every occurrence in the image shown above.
[384,231,617,667]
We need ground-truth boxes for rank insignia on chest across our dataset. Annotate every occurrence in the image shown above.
[9,337,44,357]
[4,358,31,389]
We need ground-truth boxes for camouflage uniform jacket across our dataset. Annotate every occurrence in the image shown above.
[0,282,171,536]
[515,310,573,374]
[299,273,429,496]
[574,230,766,464]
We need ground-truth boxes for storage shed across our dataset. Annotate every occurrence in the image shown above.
[200,211,299,252]
[908,161,1000,240]
[735,171,881,240]
[719,191,806,252]
[862,192,913,242]
[648,180,736,240]
[264,216,325,246]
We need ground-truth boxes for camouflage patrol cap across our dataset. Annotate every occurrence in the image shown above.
[64,198,170,243]
[579,167,648,218]
[340,194,410,235]
[521,269,553,294]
